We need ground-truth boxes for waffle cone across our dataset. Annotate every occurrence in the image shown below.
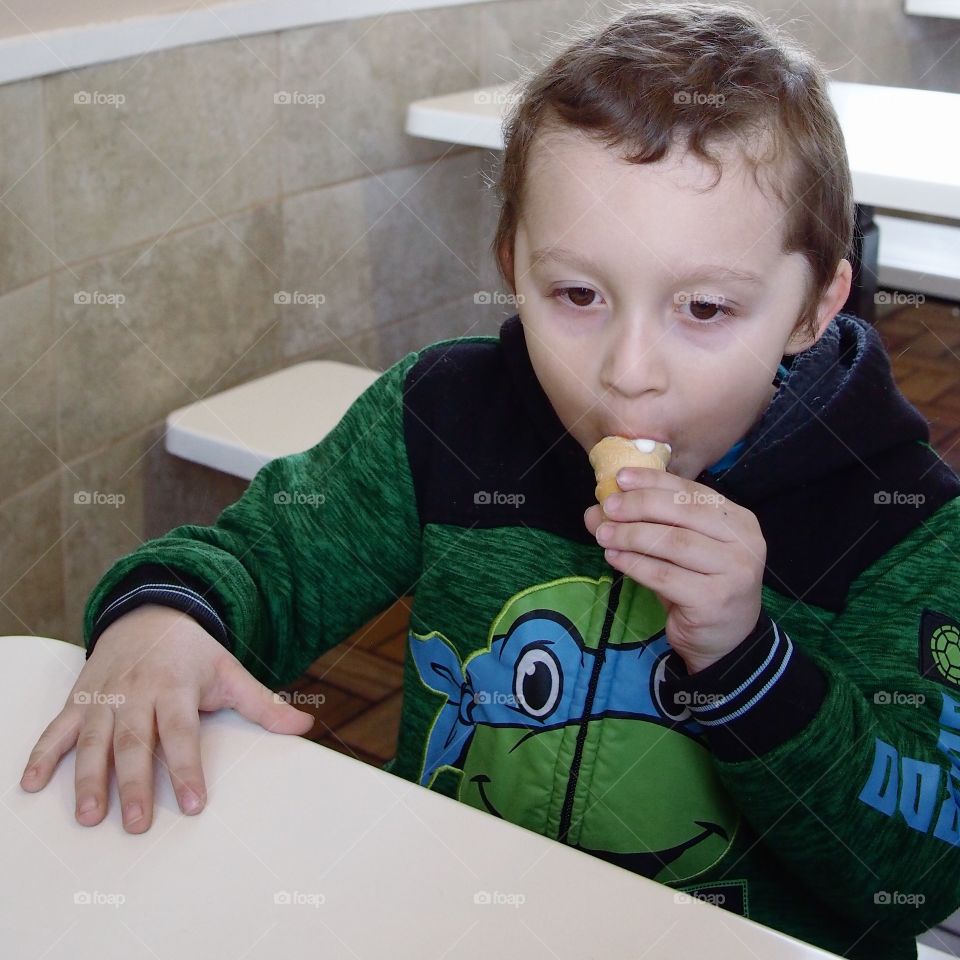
[588,436,672,503]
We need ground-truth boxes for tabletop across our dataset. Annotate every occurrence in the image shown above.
[0,634,843,959]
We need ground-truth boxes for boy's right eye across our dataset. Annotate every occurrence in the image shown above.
[553,286,603,309]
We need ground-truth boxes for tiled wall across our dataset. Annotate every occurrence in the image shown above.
[0,0,957,647]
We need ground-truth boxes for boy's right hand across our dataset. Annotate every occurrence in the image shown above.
[18,604,315,833]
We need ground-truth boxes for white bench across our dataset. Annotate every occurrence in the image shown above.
[165,360,380,479]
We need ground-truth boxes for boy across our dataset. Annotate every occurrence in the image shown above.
[21,3,960,957]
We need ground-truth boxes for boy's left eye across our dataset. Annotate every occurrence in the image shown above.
[679,296,736,323]
[552,286,604,308]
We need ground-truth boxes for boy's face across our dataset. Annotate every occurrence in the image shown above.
[509,126,846,481]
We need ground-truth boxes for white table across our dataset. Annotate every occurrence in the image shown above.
[1,634,845,959]
[406,81,960,302]
[165,360,380,480]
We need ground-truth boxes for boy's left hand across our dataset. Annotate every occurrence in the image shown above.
[583,467,766,675]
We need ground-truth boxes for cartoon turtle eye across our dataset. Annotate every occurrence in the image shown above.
[514,645,562,719]
[652,654,692,723]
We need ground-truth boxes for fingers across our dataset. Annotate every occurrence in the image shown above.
[73,705,116,826]
[601,485,738,542]
[155,693,206,816]
[112,702,158,834]
[20,708,83,792]
[217,659,314,735]
[597,519,722,575]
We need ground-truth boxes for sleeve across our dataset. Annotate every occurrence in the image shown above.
[662,497,960,940]
[82,349,424,689]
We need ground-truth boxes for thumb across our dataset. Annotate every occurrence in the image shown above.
[215,659,315,735]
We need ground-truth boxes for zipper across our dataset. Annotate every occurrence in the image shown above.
[557,570,625,844]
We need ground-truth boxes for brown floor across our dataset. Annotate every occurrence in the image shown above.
[279,294,960,767]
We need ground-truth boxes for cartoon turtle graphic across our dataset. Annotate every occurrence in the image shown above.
[409,575,741,885]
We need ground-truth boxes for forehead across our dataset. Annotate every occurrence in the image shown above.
[521,125,790,268]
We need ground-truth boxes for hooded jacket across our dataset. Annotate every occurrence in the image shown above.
[84,312,960,960]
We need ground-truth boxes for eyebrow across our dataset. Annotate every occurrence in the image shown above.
[529,245,764,287]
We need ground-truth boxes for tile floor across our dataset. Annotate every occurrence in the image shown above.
[279,294,960,766]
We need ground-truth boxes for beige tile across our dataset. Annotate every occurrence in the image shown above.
[364,151,487,329]
[280,7,482,194]
[373,291,504,369]
[60,428,151,647]
[0,472,64,642]
[0,79,53,295]
[0,279,63,496]
[45,34,281,263]
[56,202,282,463]
[481,0,608,85]
[279,177,377,359]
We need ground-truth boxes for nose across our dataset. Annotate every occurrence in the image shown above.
[599,314,666,399]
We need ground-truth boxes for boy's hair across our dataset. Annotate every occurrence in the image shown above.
[490,0,855,339]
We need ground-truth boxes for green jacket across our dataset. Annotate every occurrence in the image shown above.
[84,313,960,959]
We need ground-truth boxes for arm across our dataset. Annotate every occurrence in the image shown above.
[83,350,424,689]
[665,497,960,940]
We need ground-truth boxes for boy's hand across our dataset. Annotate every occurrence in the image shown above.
[583,467,766,674]
[19,604,314,833]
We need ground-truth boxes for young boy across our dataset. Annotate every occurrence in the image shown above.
[21,2,960,957]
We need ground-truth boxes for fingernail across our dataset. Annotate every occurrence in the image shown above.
[604,494,622,513]
[181,790,201,813]
[124,802,143,823]
[617,469,635,485]
[596,523,611,544]
[78,796,97,814]
[605,548,621,559]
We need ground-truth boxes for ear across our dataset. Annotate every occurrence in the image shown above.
[497,235,516,291]
[783,258,853,355]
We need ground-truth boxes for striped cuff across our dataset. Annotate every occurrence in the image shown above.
[662,608,827,762]
[86,563,232,658]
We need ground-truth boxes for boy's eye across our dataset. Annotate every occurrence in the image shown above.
[554,286,602,308]
[679,295,736,324]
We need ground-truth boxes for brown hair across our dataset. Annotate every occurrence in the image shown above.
[489,0,854,338]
